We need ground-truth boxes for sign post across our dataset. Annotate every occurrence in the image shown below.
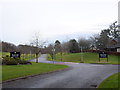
[99,52,108,62]
[10,52,21,58]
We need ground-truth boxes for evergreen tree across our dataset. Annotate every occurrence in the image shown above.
[68,39,79,53]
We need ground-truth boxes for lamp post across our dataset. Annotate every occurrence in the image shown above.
[52,48,55,64]
[30,42,34,61]
[79,44,84,63]
[80,46,84,63]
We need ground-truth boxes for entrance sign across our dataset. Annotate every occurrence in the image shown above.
[99,52,108,62]
[10,52,21,58]
[99,52,108,58]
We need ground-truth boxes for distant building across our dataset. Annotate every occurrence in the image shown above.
[117,47,120,52]
[107,38,120,52]
[113,38,120,52]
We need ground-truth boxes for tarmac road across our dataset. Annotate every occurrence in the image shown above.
[2,54,119,88]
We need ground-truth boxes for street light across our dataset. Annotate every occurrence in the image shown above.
[78,44,84,63]
[80,46,84,63]
[52,48,55,64]
[30,43,34,61]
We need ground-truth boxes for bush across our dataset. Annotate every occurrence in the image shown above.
[5,60,18,65]
[2,56,32,65]
[2,57,18,65]
[19,60,32,65]
[2,59,8,65]
[2,57,11,65]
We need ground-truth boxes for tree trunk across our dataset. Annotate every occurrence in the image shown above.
[36,53,38,63]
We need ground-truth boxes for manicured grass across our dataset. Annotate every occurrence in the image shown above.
[98,72,120,88]
[47,52,120,64]
[0,65,2,82]
[1,52,36,61]
[2,62,69,81]
[21,54,36,60]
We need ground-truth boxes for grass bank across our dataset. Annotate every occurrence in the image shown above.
[2,62,69,81]
[47,52,120,64]
[98,72,120,89]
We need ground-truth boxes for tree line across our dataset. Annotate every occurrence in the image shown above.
[46,21,120,54]
[1,41,39,54]
[1,21,120,55]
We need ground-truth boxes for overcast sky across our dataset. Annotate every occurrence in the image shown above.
[0,0,119,45]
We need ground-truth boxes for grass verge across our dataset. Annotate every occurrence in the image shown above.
[2,62,69,81]
[98,72,120,89]
[47,52,120,64]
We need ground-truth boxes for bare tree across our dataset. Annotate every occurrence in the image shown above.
[89,34,100,50]
[61,41,69,53]
[46,44,54,60]
[78,38,91,51]
[30,32,46,63]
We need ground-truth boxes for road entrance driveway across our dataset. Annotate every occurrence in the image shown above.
[2,54,119,88]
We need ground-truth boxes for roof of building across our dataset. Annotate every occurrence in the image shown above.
[108,37,120,48]
[115,37,120,47]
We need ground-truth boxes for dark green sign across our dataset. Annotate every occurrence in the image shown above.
[10,52,21,58]
[99,52,108,62]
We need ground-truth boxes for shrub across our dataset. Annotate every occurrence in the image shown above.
[5,60,18,65]
[2,56,32,65]
[19,60,32,65]
[2,57,11,65]
[2,57,18,65]
[5,55,9,57]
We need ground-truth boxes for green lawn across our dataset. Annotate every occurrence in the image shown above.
[2,62,69,81]
[98,72,120,89]
[0,65,2,82]
[1,52,36,61]
[47,52,120,64]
